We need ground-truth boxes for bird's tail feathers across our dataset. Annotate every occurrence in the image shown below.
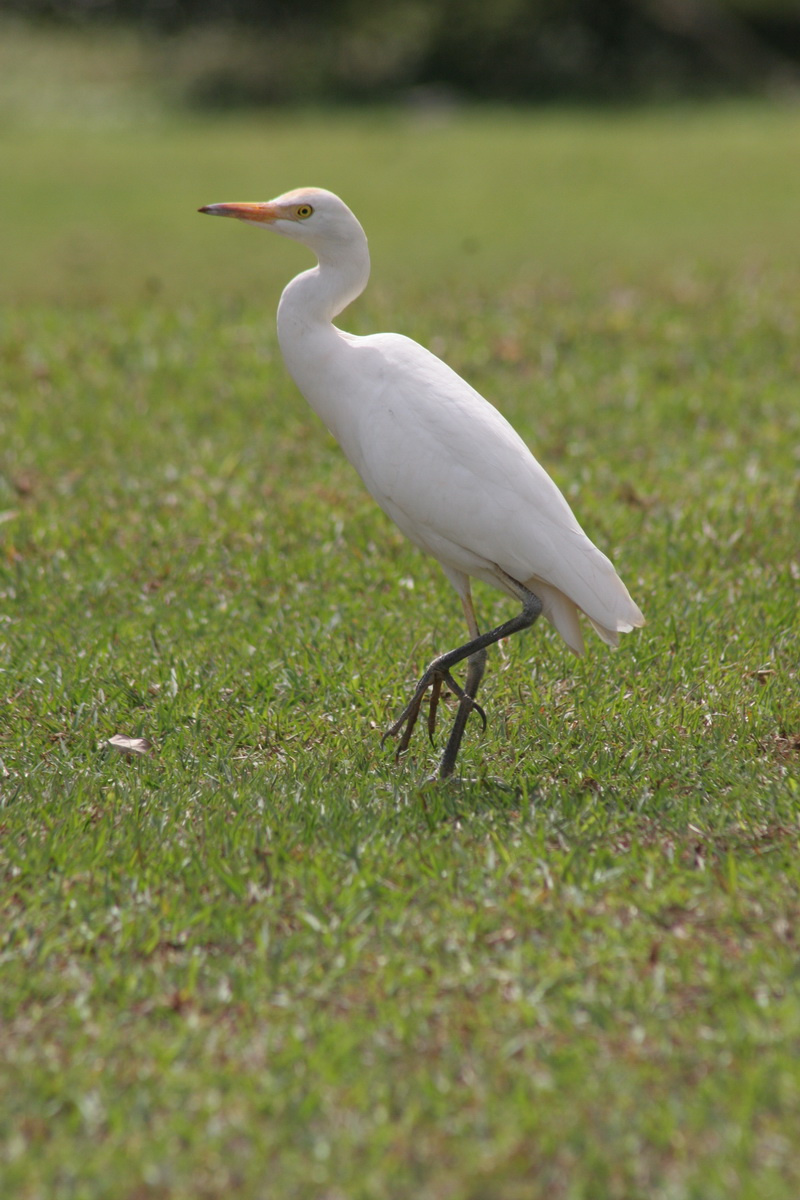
[534,585,585,656]
[587,617,621,648]
[531,581,644,657]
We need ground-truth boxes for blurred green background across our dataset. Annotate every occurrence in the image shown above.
[4,103,800,308]
[1,2,800,309]
[2,0,800,107]
[2,1,800,308]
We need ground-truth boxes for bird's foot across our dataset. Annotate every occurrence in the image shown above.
[382,662,486,760]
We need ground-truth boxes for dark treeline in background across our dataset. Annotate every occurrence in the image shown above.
[2,0,800,105]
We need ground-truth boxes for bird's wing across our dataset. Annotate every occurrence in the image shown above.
[337,333,642,636]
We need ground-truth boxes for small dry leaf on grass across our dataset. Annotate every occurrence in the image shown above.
[107,734,153,757]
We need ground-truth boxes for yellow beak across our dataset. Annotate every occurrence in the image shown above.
[198,202,281,223]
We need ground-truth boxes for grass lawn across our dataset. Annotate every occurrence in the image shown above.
[2,60,800,1199]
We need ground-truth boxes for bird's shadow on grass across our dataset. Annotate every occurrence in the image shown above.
[392,768,541,829]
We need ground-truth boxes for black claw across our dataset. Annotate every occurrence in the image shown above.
[382,661,488,770]
[472,699,488,733]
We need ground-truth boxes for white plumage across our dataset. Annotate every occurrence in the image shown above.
[200,187,644,777]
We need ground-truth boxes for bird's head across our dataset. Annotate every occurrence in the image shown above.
[198,187,363,255]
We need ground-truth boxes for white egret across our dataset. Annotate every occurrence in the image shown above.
[199,188,644,778]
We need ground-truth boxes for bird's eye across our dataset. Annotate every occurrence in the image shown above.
[295,204,314,219]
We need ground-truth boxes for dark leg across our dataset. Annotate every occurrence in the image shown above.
[383,573,542,776]
[438,646,487,779]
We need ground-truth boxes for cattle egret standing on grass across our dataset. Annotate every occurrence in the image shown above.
[199,188,644,779]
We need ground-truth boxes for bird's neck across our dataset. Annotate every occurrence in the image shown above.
[275,229,370,445]
[277,236,370,340]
